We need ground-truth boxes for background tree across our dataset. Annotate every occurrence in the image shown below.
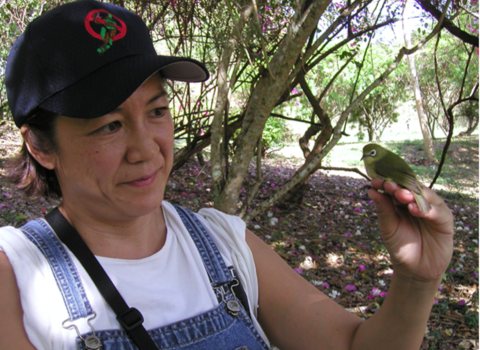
[349,44,409,142]
[1,0,478,219]
[350,88,401,142]
[0,0,64,120]
[403,0,438,164]
[456,100,479,137]
[414,23,479,140]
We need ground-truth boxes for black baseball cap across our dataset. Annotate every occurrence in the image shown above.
[6,0,209,128]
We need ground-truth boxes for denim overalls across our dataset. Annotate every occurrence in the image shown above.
[20,205,270,350]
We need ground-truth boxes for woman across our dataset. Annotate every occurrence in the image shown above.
[0,1,454,350]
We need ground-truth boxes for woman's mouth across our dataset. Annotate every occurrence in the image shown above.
[124,171,158,187]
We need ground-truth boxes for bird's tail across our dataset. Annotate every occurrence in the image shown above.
[413,190,432,214]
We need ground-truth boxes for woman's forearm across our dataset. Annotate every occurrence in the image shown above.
[352,273,441,350]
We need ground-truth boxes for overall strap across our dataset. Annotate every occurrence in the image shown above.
[45,208,159,350]
[173,205,231,285]
[20,218,93,321]
[173,205,251,316]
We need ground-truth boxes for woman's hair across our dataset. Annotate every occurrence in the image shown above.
[6,109,62,199]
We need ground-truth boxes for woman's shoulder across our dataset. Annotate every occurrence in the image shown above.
[0,218,41,239]
[0,250,37,349]
[0,218,53,269]
[0,224,23,234]
[162,201,246,239]
[0,223,32,247]
[197,207,247,237]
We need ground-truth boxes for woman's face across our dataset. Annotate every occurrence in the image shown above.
[50,73,174,222]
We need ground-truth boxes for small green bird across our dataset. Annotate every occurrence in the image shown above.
[361,144,431,214]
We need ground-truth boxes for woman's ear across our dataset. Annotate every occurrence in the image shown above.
[21,125,57,170]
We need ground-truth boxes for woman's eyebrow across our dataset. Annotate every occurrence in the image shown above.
[109,90,168,113]
[148,90,168,105]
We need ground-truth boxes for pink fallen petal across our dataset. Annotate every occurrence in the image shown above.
[345,285,357,291]
[358,265,366,271]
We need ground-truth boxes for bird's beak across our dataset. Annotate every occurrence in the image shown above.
[360,154,366,161]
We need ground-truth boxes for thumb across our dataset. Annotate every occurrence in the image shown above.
[367,188,399,238]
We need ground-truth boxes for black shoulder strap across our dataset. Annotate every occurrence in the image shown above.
[45,208,158,350]
[229,266,251,317]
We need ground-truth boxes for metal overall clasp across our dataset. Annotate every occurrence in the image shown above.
[62,312,102,349]
[214,279,242,317]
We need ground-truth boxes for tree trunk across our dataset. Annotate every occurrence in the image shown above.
[403,2,438,164]
[210,3,253,204]
[214,0,332,214]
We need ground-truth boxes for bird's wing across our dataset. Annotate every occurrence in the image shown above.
[374,155,422,193]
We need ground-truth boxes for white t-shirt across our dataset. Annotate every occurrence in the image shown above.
[0,201,268,350]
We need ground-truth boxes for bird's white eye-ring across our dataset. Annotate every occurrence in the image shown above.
[370,149,377,156]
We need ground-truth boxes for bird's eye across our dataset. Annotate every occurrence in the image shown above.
[370,149,377,156]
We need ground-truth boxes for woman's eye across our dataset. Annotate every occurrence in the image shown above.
[97,121,121,133]
[150,107,169,118]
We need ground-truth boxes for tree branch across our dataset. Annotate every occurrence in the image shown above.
[415,0,479,47]
[319,166,371,181]
[429,38,478,188]
[270,113,322,126]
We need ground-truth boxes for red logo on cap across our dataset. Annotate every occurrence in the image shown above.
[85,10,127,55]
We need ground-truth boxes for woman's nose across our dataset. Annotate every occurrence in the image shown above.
[125,125,158,164]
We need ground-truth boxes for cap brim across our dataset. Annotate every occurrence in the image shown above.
[38,54,208,120]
